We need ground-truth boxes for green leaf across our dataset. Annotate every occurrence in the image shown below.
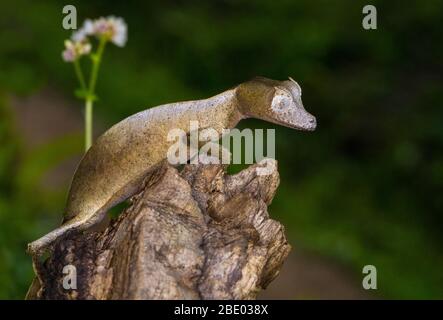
[86,93,98,102]
[74,90,98,102]
[74,88,89,99]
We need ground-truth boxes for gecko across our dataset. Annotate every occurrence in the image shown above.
[27,76,316,257]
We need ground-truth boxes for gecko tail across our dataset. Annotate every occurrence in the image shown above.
[27,219,86,287]
[27,219,84,257]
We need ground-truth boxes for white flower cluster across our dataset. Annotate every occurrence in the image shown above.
[62,16,127,62]
[73,16,127,47]
[62,40,91,62]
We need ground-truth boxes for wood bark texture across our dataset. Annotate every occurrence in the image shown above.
[27,160,291,299]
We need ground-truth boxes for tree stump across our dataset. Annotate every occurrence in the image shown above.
[26,159,291,299]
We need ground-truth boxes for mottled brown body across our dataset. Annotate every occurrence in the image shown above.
[28,77,316,256]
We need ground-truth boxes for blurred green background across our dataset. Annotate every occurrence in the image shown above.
[1,0,442,299]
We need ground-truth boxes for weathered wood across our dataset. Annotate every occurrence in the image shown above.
[27,160,291,300]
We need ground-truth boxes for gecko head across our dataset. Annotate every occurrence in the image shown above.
[237,76,316,131]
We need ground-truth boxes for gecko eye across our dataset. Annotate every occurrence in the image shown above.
[271,88,292,111]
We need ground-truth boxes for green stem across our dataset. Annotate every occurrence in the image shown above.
[84,36,107,151]
[85,99,93,150]
[89,37,107,95]
[73,59,86,90]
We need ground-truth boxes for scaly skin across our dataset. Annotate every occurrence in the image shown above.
[27,76,316,256]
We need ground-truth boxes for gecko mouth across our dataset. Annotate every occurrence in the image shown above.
[278,118,317,131]
[293,125,316,131]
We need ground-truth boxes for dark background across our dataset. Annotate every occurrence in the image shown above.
[0,0,442,299]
